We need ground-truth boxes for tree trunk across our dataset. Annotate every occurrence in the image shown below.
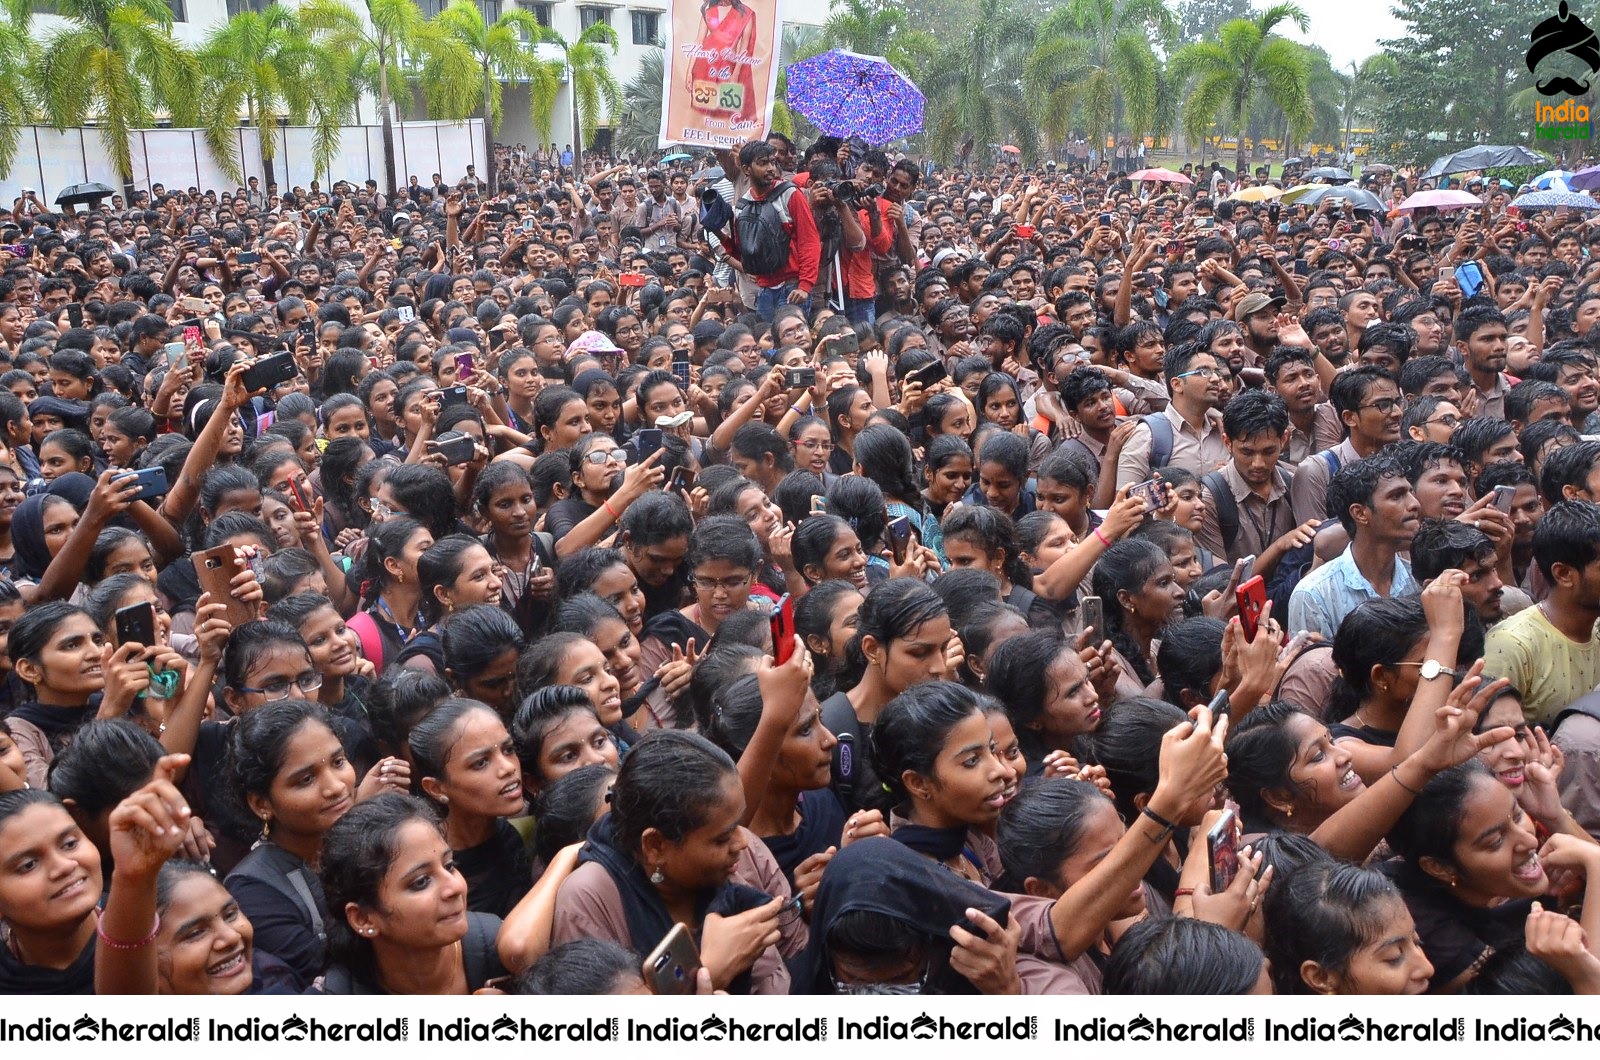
[251,99,278,193]
[379,60,399,198]
[1235,117,1247,181]
[483,61,496,194]
[570,65,582,169]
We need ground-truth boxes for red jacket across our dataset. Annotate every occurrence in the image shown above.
[727,182,821,293]
[841,198,895,300]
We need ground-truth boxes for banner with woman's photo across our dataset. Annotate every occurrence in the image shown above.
[657,0,787,149]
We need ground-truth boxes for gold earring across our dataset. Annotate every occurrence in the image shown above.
[1284,805,1293,818]
[260,816,272,839]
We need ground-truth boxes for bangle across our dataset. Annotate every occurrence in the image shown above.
[1390,765,1424,796]
[1093,526,1112,547]
[602,500,621,522]
[96,912,160,950]
[1140,806,1178,842]
[789,404,805,415]
[1173,887,1196,899]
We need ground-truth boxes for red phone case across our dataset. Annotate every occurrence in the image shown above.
[770,594,795,664]
[1236,575,1267,641]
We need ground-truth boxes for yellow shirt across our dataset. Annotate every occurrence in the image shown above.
[1483,606,1600,726]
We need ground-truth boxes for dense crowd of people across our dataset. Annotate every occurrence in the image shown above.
[5,132,1600,997]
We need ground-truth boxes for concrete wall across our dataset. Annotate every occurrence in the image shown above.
[0,119,487,202]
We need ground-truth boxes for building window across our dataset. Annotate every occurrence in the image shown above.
[225,0,272,15]
[411,0,445,16]
[478,0,500,20]
[165,0,185,19]
[528,1,552,26]
[579,5,608,30]
[630,9,659,44]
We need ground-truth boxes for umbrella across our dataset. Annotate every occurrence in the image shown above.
[785,49,923,145]
[1282,157,1306,167]
[1231,185,1285,202]
[54,182,115,207]
[1423,145,1548,179]
[1280,184,1386,211]
[661,152,691,163]
[1362,163,1395,174]
[1128,167,1192,184]
[1569,164,1600,191]
[1532,169,1573,191]
[1000,144,1021,155]
[1511,190,1600,211]
[1394,189,1482,213]
[1306,166,1353,183]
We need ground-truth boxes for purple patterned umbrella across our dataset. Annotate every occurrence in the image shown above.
[785,49,923,145]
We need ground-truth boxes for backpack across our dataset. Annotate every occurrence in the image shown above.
[226,843,326,947]
[734,181,795,277]
[1143,413,1174,471]
[1201,466,1295,557]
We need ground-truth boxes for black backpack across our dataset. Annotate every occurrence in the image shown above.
[735,181,795,277]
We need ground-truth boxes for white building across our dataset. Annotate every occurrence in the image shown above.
[30,0,824,156]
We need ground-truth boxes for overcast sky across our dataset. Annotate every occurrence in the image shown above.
[1280,0,1407,68]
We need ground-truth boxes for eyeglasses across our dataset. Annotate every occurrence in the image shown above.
[235,671,323,702]
[1173,366,1221,380]
[584,448,628,465]
[368,498,403,520]
[1426,414,1461,429]
[691,573,752,594]
[615,324,645,338]
[794,439,834,451]
[1360,397,1405,415]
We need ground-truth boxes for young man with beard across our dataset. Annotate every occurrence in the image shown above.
[1455,304,1513,420]
[1410,519,1508,626]
[1290,366,1404,525]
[1266,346,1343,465]
[1287,454,1421,640]
[1232,291,1284,369]
[1527,347,1600,430]
[719,141,820,321]
[1301,306,1349,366]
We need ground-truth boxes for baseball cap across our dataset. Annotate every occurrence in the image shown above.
[932,248,964,269]
[1232,292,1286,321]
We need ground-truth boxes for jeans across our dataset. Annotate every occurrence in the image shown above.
[845,297,876,325]
[755,282,797,321]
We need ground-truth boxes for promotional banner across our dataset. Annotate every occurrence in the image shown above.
[658,0,786,149]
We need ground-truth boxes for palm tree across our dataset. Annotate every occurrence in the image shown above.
[301,0,472,196]
[818,0,934,72]
[541,21,621,167]
[0,0,36,181]
[429,0,559,193]
[32,0,235,193]
[1024,0,1174,159]
[614,45,663,159]
[199,5,354,191]
[1170,2,1313,176]
[920,0,1038,163]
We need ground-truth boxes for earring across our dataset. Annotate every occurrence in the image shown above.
[259,816,272,839]
[650,866,665,885]
[1284,806,1292,818]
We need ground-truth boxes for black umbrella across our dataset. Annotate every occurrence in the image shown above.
[54,182,115,207]
[1423,145,1547,179]
[1306,166,1354,183]
[1282,157,1306,167]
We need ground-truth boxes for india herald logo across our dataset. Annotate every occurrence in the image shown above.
[1529,0,1600,96]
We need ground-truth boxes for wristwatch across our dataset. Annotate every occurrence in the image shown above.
[1419,659,1460,681]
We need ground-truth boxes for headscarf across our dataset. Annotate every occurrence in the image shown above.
[800,836,1011,995]
[10,474,93,582]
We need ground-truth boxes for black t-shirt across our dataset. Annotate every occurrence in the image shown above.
[1381,859,1533,987]
[544,496,599,543]
[456,818,533,917]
